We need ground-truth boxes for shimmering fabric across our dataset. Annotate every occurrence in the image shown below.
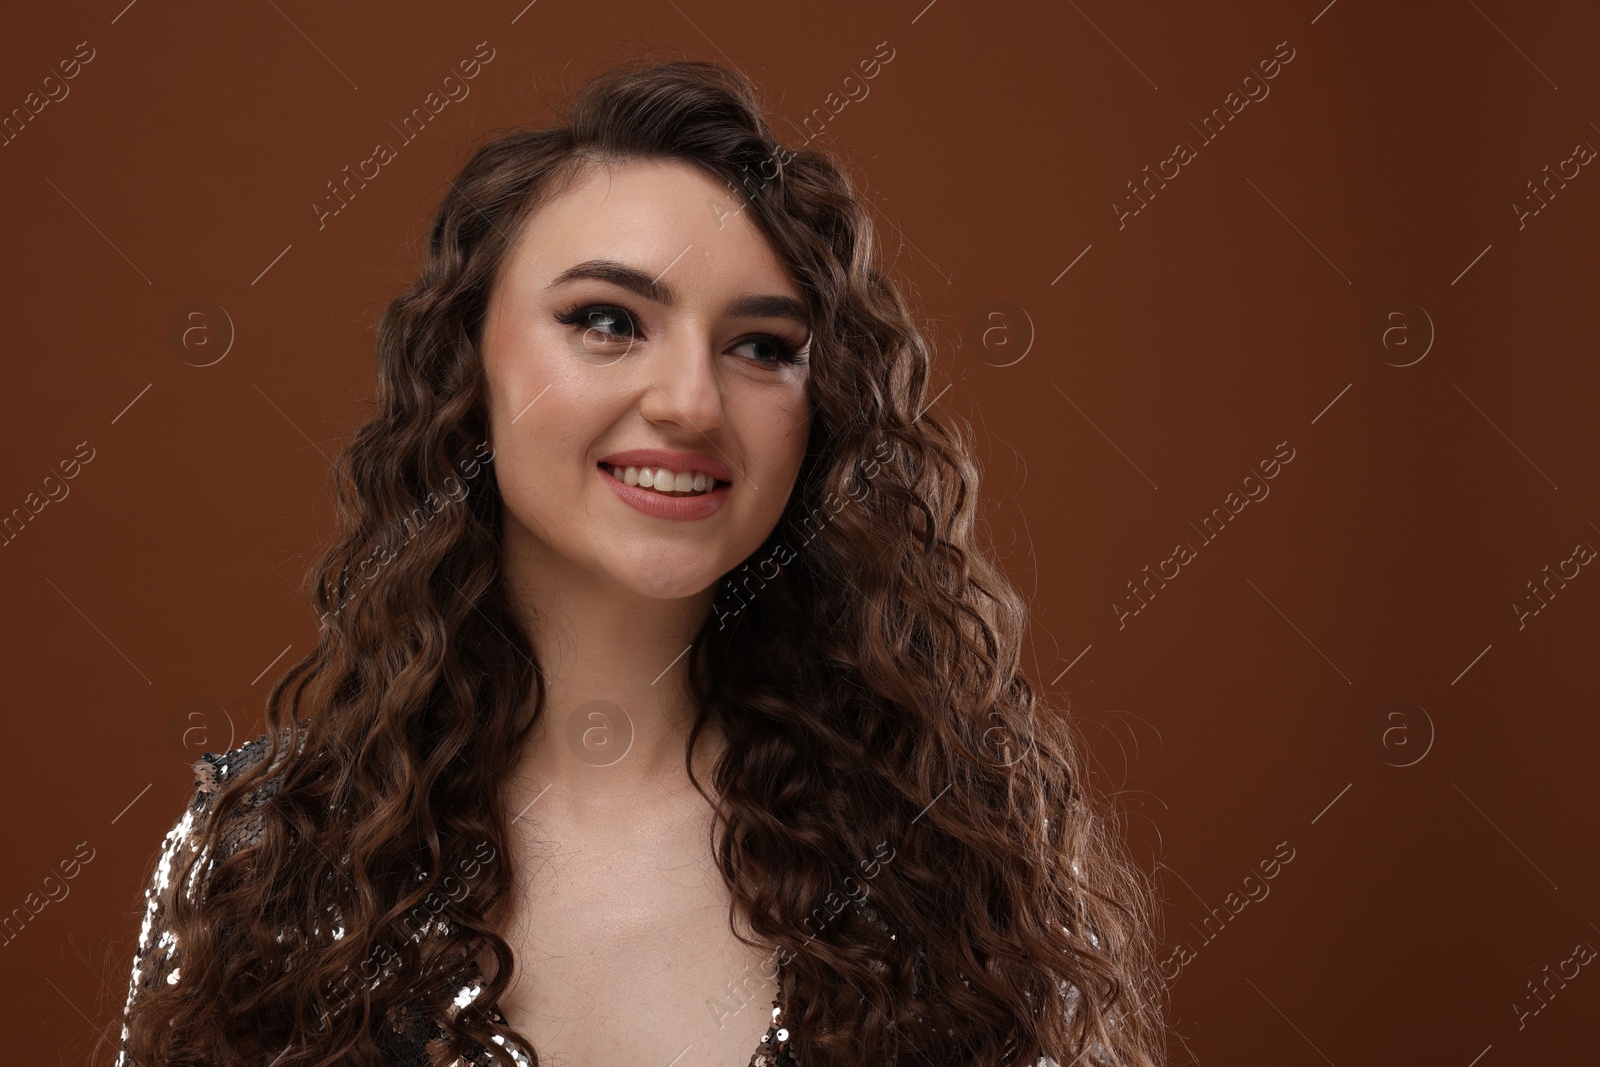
[116,735,799,1067]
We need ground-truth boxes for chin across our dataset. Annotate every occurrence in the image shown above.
[609,567,721,602]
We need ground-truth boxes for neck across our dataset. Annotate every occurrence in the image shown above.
[498,522,726,811]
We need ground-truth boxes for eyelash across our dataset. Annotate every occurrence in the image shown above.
[553,302,809,368]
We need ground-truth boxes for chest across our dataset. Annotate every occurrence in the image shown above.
[486,798,780,1066]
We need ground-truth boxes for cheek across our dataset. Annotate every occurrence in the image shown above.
[776,392,814,467]
[485,371,579,507]
[485,330,593,465]
[742,392,813,508]
[485,321,562,418]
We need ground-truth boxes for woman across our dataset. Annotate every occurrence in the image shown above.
[114,58,1169,1067]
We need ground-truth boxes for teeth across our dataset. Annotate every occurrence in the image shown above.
[606,464,720,496]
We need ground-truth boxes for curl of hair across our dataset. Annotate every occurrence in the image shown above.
[116,56,1170,1067]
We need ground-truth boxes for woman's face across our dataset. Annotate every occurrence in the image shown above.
[480,157,814,602]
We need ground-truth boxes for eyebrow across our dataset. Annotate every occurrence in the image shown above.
[547,259,810,326]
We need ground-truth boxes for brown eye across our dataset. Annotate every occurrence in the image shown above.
[555,304,637,341]
[732,335,805,367]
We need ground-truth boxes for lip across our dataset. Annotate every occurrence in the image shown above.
[598,463,730,520]
[596,448,736,483]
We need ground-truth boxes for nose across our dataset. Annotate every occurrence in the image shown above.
[637,327,726,436]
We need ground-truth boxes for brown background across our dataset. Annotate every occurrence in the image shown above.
[2,0,1596,1063]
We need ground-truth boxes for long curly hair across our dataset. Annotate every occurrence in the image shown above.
[116,57,1169,1067]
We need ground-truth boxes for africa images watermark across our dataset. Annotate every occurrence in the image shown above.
[1113,440,1297,630]
[312,41,497,231]
[707,837,901,1031]
[707,38,898,233]
[0,840,97,949]
[1156,840,1297,984]
[712,436,899,631]
[0,39,97,150]
[1512,932,1596,1032]
[1114,38,1298,230]
[316,438,495,627]
[314,839,499,1033]
[0,438,96,549]
[1511,533,1595,630]
[1511,131,1595,231]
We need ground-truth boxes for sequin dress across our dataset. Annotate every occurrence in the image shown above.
[116,734,799,1067]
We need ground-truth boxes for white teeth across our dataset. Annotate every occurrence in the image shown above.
[606,464,720,496]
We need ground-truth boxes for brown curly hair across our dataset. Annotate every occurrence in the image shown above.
[114,56,1170,1067]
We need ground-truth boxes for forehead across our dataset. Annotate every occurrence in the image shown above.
[502,156,801,300]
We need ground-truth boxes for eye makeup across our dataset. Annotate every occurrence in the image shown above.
[552,300,810,368]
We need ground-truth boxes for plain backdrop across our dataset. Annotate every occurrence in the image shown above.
[1,1,1596,1064]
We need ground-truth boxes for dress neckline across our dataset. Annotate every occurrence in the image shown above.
[450,954,794,1066]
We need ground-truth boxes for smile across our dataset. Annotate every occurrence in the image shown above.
[603,463,726,496]
[598,462,731,520]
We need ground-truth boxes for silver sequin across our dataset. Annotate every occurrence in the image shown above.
[116,735,800,1067]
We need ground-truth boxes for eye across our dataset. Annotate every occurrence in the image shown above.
[554,301,808,368]
[731,335,807,367]
[554,303,637,344]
